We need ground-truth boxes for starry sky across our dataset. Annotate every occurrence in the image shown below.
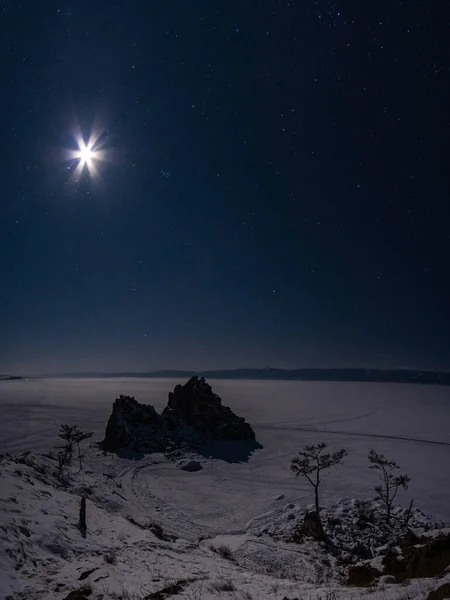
[1,1,449,375]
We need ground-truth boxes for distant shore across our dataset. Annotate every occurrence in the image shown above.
[11,368,450,386]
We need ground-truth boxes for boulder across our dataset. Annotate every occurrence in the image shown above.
[427,583,450,600]
[62,590,92,600]
[379,574,396,585]
[347,564,382,586]
[398,528,421,548]
[163,376,255,441]
[301,511,326,540]
[180,460,203,472]
[288,511,326,544]
[346,532,450,586]
[383,532,450,582]
[148,522,177,541]
[350,540,372,559]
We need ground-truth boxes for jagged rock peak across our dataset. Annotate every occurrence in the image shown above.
[163,376,255,441]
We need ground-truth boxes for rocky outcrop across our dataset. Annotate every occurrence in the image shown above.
[102,395,169,452]
[427,583,450,600]
[347,531,450,586]
[398,528,420,548]
[163,376,255,442]
[101,377,256,453]
[383,532,450,582]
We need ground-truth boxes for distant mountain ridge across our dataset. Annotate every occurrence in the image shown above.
[40,368,450,386]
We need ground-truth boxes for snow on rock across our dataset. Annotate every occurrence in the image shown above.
[1,448,450,600]
[249,496,447,548]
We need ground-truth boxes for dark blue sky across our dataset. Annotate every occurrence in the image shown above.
[1,1,449,375]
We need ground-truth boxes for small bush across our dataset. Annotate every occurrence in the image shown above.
[217,544,233,560]
[104,550,117,565]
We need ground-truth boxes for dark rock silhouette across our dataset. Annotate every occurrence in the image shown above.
[101,377,257,458]
[347,531,450,586]
[398,528,420,548]
[427,583,450,600]
[382,532,450,582]
[300,511,326,540]
[163,376,255,441]
[102,395,169,452]
[347,564,382,586]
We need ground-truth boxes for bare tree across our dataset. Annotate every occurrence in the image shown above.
[57,425,93,473]
[368,449,410,525]
[72,428,93,471]
[291,443,347,515]
[57,451,69,479]
[58,425,77,462]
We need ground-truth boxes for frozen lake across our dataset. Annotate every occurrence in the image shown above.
[1,377,449,521]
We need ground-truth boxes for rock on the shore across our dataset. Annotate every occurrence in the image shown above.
[101,377,256,453]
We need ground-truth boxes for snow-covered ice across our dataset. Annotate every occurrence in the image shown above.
[1,378,449,599]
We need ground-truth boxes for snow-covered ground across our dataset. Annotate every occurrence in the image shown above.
[1,378,450,599]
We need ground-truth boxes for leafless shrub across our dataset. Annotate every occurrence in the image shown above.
[217,544,233,560]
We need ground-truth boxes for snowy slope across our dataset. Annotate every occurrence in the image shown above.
[1,378,450,599]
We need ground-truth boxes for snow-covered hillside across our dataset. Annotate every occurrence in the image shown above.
[1,378,449,599]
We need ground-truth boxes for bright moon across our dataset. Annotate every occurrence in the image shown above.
[66,129,108,184]
[76,145,96,166]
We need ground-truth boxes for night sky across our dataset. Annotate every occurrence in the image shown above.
[1,1,449,375]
